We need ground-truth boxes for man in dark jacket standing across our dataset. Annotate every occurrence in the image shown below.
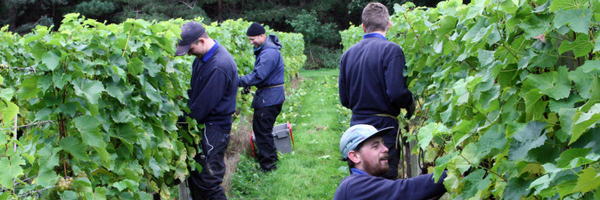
[338,2,416,180]
[334,125,447,200]
[239,22,285,172]
[175,21,238,200]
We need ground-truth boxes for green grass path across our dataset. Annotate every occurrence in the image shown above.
[230,69,350,199]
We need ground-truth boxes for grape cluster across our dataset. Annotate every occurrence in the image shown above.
[77,171,87,179]
[57,177,73,191]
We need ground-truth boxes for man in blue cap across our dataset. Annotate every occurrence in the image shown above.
[334,125,447,200]
[239,22,285,172]
[338,2,416,180]
[176,21,238,200]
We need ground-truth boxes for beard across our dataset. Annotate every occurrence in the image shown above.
[363,155,389,177]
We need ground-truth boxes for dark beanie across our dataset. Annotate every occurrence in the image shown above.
[247,22,266,36]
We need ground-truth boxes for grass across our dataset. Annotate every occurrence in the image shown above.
[229,68,351,199]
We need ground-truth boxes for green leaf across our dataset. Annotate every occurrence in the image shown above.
[42,50,61,71]
[109,54,127,67]
[554,9,592,34]
[465,0,486,20]
[476,124,507,157]
[550,0,588,11]
[59,190,78,200]
[573,168,600,193]
[524,89,544,114]
[581,77,600,111]
[571,104,600,144]
[23,26,49,43]
[93,187,107,200]
[557,179,578,198]
[559,33,595,58]
[106,84,125,103]
[59,136,91,161]
[73,115,104,147]
[417,123,436,150]
[0,156,25,189]
[72,78,106,105]
[580,60,600,73]
[528,174,552,195]
[1,102,19,127]
[459,169,491,198]
[437,16,457,37]
[526,66,571,100]
[509,121,548,160]
[149,157,163,177]
[478,50,495,66]
[93,147,111,166]
[34,108,52,122]
[0,88,14,101]
[569,65,597,99]
[128,57,144,75]
[504,177,532,200]
[557,148,591,168]
[16,76,41,99]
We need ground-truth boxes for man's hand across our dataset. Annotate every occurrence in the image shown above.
[405,96,416,119]
[241,86,251,95]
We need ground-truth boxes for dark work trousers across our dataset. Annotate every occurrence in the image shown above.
[350,114,401,180]
[187,124,230,200]
[253,104,283,171]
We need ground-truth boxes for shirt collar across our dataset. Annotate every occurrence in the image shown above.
[363,33,387,41]
[202,40,219,62]
[351,168,369,175]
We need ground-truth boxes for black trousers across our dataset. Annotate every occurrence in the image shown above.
[253,104,283,170]
[187,124,230,200]
[350,115,401,180]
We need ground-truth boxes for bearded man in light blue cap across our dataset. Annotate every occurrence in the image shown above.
[334,124,448,200]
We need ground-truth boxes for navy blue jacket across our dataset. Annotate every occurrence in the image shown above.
[334,168,447,200]
[339,33,413,122]
[239,34,285,109]
[188,41,238,129]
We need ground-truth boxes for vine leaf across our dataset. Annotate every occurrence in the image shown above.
[74,115,104,148]
[42,50,61,71]
[16,76,41,99]
[570,104,600,145]
[72,78,105,105]
[549,0,588,11]
[573,168,600,193]
[59,136,91,161]
[508,121,547,160]
[557,148,591,168]
[0,156,25,189]
[526,66,570,100]
[558,33,595,57]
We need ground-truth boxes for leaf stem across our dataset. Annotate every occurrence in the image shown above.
[122,25,133,57]
[459,154,508,181]
[402,12,425,48]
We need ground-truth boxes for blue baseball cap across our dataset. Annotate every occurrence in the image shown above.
[176,22,206,56]
[340,125,394,159]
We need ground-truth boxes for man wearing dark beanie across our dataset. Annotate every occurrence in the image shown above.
[175,21,238,200]
[239,22,285,172]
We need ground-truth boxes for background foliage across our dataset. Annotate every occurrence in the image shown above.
[0,16,304,199]
[341,0,600,198]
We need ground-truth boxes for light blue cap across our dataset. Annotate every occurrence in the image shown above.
[339,124,394,159]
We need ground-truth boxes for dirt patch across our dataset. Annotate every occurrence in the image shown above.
[288,74,303,91]
[221,115,253,194]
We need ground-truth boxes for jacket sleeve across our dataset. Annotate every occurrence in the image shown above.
[384,49,414,110]
[239,50,276,87]
[188,68,230,122]
[339,57,350,109]
[343,172,447,200]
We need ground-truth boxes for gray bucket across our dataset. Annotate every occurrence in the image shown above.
[251,121,294,156]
